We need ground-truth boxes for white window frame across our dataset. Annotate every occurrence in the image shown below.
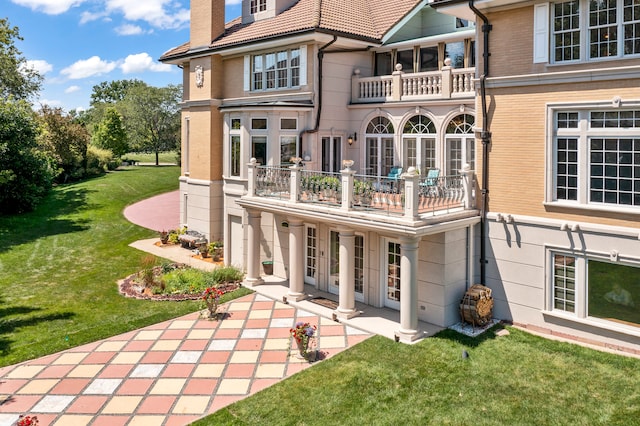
[545,245,640,337]
[246,47,306,92]
[229,117,242,177]
[547,102,640,213]
[538,0,640,65]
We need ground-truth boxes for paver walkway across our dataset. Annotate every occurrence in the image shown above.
[0,291,370,426]
[123,191,180,233]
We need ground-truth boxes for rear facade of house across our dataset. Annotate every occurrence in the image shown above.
[433,0,640,353]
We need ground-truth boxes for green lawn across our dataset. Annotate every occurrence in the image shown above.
[0,166,249,366]
[124,151,179,164]
[195,327,640,426]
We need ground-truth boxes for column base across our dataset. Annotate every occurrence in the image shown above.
[243,277,264,287]
[394,327,421,343]
[334,308,360,320]
[285,291,306,302]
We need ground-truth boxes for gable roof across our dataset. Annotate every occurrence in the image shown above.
[161,0,422,61]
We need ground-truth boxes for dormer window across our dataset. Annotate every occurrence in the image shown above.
[250,0,267,13]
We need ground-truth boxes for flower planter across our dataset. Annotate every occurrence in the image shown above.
[262,260,273,275]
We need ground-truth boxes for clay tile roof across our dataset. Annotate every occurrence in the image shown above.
[161,0,422,60]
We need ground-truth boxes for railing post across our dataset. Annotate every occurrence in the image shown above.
[247,158,258,197]
[403,167,420,219]
[351,69,361,103]
[289,162,302,203]
[441,58,452,99]
[460,163,473,209]
[341,160,355,211]
[392,64,402,101]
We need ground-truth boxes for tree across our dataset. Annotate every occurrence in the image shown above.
[92,107,128,157]
[38,105,90,182]
[123,83,182,165]
[0,18,42,101]
[90,79,146,106]
[0,100,53,214]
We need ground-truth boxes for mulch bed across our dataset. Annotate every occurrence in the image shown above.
[118,263,240,301]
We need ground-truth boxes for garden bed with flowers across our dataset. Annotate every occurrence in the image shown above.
[118,259,242,301]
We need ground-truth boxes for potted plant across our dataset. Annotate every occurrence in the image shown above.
[262,260,274,275]
[208,240,223,261]
[158,230,169,244]
[197,242,209,258]
[290,321,317,359]
[202,286,225,320]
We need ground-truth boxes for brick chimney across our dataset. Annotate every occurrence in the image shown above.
[190,0,225,48]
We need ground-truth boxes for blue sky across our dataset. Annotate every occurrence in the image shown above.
[6,0,242,112]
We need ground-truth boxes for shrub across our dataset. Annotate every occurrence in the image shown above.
[161,266,243,295]
[86,145,119,176]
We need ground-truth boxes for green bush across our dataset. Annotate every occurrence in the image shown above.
[161,266,243,295]
[86,145,119,176]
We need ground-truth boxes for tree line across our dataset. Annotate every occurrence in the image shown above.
[0,18,181,215]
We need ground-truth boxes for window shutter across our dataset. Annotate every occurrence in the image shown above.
[299,45,307,86]
[243,55,250,91]
[533,3,550,63]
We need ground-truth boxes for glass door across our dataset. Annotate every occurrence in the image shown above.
[321,136,342,172]
[329,230,365,301]
[329,231,340,295]
[384,240,401,309]
[305,225,317,286]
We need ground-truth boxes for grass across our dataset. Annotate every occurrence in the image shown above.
[124,151,179,164]
[195,326,640,426]
[0,165,250,366]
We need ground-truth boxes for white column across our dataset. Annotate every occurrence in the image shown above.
[243,209,264,286]
[335,228,359,319]
[460,163,473,209]
[287,219,306,301]
[396,236,421,342]
[403,167,420,219]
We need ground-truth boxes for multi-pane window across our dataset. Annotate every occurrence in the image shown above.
[445,114,475,175]
[280,118,298,166]
[552,0,640,62]
[549,251,640,328]
[553,109,640,207]
[252,49,300,91]
[387,242,401,303]
[355,235,364,294]
[403,115,436,174]
[366,117,395,177]
[552,254,576,312]
[230,119,241,177]
[250,0,266,13]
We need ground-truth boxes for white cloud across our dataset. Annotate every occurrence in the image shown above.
[120,53,172,74]
[115,24,145,35]
[23,59,53,75]
[11,0,85,14]
[79,10,109,24]
[65,85,81,94]
[226,0,242,4]
[61,56,118,79]
[105,0,189,29]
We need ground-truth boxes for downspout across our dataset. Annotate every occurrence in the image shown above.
[299,35,338,155]
[468,0,492,285]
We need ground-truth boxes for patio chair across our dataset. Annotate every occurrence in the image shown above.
[374,166,403,193]
[420,168,440,196]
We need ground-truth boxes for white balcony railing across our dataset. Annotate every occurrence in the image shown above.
[247,160,476,220]
[352,65,475,103]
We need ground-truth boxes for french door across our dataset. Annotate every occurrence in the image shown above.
[321,136,342,173]
[384,239,401,309]
[305,225,317,286]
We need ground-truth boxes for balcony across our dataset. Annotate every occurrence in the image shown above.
[351,65,475,104]
[241,160,479,228]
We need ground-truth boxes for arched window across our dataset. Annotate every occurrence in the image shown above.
[402,115,436,175]
[445,114,475,175]
[365,117,395,177]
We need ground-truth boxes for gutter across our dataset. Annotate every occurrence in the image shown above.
[298,35,337,155]
[468,0,492,285]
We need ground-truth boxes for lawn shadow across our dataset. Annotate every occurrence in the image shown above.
[0,293,76,357]
[0,186,93,253]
